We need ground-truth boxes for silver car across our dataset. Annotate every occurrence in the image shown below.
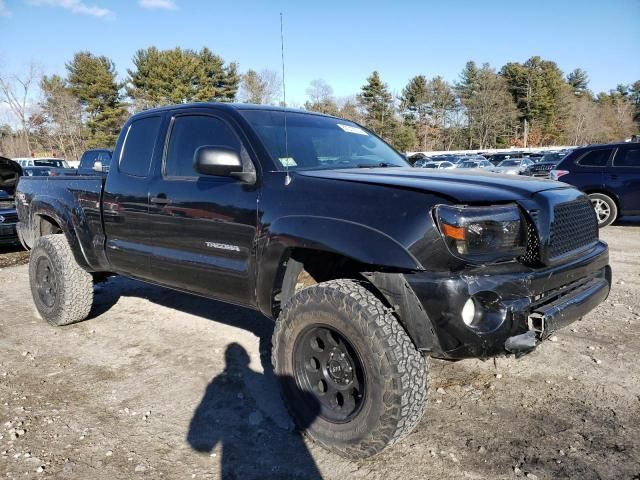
[418,160,456,170]
[490,158,534,175]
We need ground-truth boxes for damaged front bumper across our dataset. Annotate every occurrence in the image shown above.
[0,210,19,245]
[403,241,611,359]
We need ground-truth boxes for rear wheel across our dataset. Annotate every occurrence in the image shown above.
[29,234,94,326]
[273,279,428,458]
[589,193,617,228]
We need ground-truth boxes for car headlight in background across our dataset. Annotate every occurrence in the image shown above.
[435,204,527,263]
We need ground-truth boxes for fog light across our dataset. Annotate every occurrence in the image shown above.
[461,298,476,326]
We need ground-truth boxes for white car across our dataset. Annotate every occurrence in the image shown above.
[13,157,71,169]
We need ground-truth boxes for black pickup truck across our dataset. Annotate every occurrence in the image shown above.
[16,103,611,458]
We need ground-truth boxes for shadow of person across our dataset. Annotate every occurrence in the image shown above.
[187,343,323,480]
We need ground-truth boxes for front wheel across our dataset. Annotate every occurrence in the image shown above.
[589,193,618,228]
[273,279,428,458]
[29,234,94,326]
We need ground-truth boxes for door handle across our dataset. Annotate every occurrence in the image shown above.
[609,174,618,180]
[150,196,169,204]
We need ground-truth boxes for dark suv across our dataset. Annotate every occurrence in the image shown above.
[551,142,640,227]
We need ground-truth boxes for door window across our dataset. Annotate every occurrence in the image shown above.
[81,151,98,169]
[613,148,640,167]
[165,115,241,178]
[576,149,613,167]
[98,150,112,166]
[119,116,162,177]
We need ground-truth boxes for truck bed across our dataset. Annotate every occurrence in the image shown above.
[16,175,107,270]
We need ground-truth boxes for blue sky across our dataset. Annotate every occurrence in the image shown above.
[1,0,639,105]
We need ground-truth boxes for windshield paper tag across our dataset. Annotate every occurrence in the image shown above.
[279,157,297,167]
[337,123,368,136]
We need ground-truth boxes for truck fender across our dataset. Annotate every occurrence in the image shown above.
[255,215,423,317]
[28,197,92,271]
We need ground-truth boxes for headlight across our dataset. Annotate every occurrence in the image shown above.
[435,204,526,263]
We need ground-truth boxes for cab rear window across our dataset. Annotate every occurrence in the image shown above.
[119,116,161,177]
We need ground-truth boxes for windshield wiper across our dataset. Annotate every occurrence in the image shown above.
[356,162,394,168]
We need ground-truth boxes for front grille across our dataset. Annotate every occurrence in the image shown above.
[0,212,17,223]
[549,199,598,259]
[0,200,14,209]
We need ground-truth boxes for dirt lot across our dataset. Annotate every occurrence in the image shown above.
[0,222,639,480]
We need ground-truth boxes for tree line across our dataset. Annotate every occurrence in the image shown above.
[0,47,638,159]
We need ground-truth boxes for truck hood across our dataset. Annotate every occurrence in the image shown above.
[0,157,21,194]
[297,167,568,203]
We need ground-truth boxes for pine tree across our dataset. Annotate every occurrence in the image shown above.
[357,71,396,140]
[456,61,479,148]
[399,76,429,150]
[126,47,240,110]
[567,68,590,97]
[500,56,568,144]
[66,52,127,148]
[193,48,239,102]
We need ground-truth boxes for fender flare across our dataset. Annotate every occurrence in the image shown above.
[268,216,422,270]
[28,197,92,271]
[255,215,423,317]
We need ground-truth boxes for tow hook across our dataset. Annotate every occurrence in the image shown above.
[505,312,547,357]
[505,331,537,357]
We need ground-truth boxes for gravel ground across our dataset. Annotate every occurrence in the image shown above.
[0,245,29,269]
[0,222,638,480]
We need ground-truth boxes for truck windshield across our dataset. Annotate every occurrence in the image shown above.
[240,110,409,171]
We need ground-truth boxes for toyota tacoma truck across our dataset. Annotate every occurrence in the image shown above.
[16,103,611,458]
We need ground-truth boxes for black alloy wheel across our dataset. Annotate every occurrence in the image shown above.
[35,256,57,308]
[293,325,365,423]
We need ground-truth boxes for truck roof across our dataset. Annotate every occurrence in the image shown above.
[134,102,336,119]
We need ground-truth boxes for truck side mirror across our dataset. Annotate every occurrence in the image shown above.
[194,146,243,178]
[93,160,103,172]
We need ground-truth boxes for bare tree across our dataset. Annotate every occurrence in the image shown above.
[39,74,86,160]
[0,62,41,156]
[304,78,340,115]
[306,78,334,104]
[238,69,282,105]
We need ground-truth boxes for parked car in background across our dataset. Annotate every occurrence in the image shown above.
[490,158,534,175]
[77,149,112,176]
[528,153,566,178]
[418,160,456,169]
[14,157,76,176]
[486,153,517,166]
[551,142,640,227]
[0,156,21,245]
[457,159,493,170]
[23,166,54,177]
[407,152,427,165]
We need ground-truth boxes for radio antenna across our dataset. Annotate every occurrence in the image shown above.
[280,12,291,185]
